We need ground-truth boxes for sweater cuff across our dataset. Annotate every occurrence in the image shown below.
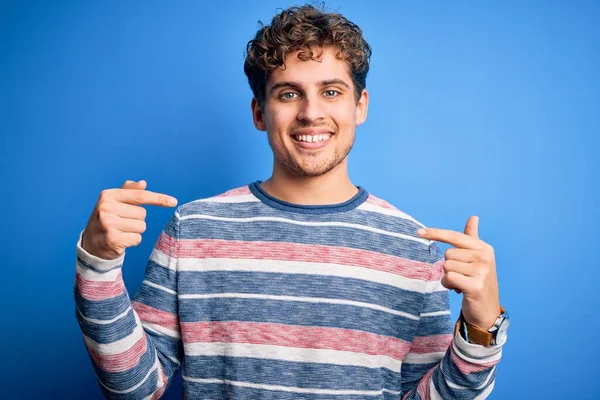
[452,329,505,361]
[76,230,125,273]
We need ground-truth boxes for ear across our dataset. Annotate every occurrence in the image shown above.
[355,89,369,126]
[251,97,267,131]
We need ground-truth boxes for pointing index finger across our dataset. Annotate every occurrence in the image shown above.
[113,188,178,207]
[417,227,482,249]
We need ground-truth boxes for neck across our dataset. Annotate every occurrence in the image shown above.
[261,159,358,205]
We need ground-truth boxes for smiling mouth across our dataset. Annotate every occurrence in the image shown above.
[292,133,332,143]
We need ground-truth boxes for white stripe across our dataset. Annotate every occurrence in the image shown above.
[382,388,402,395]
[75,230,126,274]
[100,351,159,394]
[430,378,444,400]
[453,334,503,363]
[77,305,131,325]
[76,259,122,281]
[475,378,495,399]
[142,280,177,295]
[357,201,424,227]
[182,376,386,396]
[179,214,431,245]
[150,246,177,271]
[142,392,154,400]
[153,353,167,395]
[178,257,428,294]
[184,342,402,371]
[143,322,181,339]
[179,292,419,320]
[83,312,145,355]
[150,248,177,272]
[167,354,181,365]
[445,365,496,391]
[420,310,451,317]
[193,194,260,203]
[425,279,447,293]
[142,353,167,400]
[403,351,446,365]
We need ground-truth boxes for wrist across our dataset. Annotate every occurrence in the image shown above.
[77,230,125,270]
[463,306,502,331]
[455,306,509,347]
[81,230,121,261]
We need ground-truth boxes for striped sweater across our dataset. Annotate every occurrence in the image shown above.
[74,181,505,399]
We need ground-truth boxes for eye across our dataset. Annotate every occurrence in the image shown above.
[323,90,340,98]
[280,92,299,100]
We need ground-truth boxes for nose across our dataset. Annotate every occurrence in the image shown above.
[296,96,326,123]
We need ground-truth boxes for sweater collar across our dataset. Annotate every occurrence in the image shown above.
[249,180,369,215]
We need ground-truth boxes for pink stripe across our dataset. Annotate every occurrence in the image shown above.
[87,337,147,373]
[450,344,499,374]
[430,259,445,281]
[180,321,411,360]
[416,366,435,400]
[151,385,166,400]
[411,334,453,354]
[215,186,251,197]
[156,234,431,281]
[76,271,125,301]
[150,369,168,399]
[132,301,179,332]
[365,194,400,211]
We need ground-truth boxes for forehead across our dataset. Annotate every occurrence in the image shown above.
[266,47,353,88]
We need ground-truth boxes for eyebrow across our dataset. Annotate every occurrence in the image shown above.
[269,79,351,94]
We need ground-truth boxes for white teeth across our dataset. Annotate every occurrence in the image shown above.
[295,134,332,142]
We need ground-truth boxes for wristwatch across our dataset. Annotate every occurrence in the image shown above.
[454,306,510,347]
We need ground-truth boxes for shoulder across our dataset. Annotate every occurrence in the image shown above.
[357,191,430,230]
[176,184,260,218]
[358,191,441,259]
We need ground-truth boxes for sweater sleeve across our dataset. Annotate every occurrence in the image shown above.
[74,209,183,399]
[399,241,505,399]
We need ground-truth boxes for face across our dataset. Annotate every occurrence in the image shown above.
[251,46,369,177]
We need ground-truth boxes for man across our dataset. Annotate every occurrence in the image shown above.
[75,4,509,399]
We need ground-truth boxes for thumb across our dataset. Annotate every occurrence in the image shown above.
[122,180,147,190]
[464,215,479,239]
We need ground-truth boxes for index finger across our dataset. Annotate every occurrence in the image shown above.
[417,227,483,250]
[111,188,178,207]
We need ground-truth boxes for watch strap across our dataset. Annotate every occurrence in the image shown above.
[454,306,506,347]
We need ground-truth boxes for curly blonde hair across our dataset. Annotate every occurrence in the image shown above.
[244,4,372,108]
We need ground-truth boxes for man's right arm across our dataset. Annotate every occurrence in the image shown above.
[74,180,182,399]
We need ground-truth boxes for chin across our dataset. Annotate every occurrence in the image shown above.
[294,168,330,177]
[273,141,353,178]
[287,157,342,177]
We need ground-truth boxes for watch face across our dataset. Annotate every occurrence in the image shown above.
[496,317,510,343]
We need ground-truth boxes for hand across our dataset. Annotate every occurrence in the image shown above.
[417,216,501,331]
[81,180,178,260]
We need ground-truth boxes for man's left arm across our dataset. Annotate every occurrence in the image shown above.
[400,216,507,399]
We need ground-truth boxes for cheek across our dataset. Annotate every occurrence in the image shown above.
[265,107,296,133]
[332,105,358,129]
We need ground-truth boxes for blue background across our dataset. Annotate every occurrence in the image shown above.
[1,1,599,398]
